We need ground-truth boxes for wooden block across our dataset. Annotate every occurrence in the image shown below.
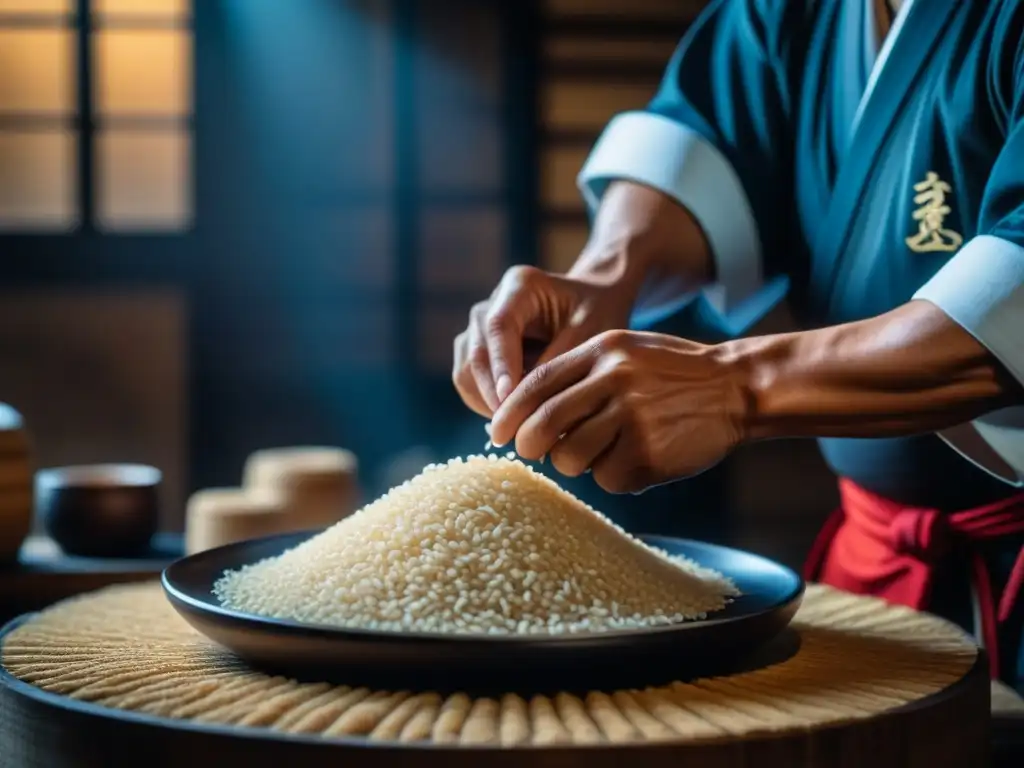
[184,488,288,556]
[243,446,360,530]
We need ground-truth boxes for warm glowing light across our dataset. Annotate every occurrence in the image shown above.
[0,1,193,230]
[0,30,74,114]
[96,130,190,231]
[0,131,77,229]
[92,0,189,18]
[0,0,71,12]
[95,30,191,116]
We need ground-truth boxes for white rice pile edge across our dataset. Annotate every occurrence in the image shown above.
[213,454,739,636]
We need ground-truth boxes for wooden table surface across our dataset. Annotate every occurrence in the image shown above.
[0,533,182,624]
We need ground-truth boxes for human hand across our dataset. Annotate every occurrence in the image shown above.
[452,265,635,418]
[487,329,749,493]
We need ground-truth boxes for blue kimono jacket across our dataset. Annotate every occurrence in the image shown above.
[579,0,1024,687]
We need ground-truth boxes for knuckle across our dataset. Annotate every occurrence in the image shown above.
[505,264,543,288]
[534,400,562,436]
[598,351,634,387]
[470,301,489,321]
[452,363,475,388]
[620,390,645,418]
[469,346,490,371]
[594,328,632,352]
[593,332,637,378]
[521,361,553,393]
[485,307,511,335]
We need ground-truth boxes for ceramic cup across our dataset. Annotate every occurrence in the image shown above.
[36,464,161,558]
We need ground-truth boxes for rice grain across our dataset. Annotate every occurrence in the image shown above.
[213,455,737,635]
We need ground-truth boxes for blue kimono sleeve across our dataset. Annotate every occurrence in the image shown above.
[915,27,1024,486]
[577,0,807,335]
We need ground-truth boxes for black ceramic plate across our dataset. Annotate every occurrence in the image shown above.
[162,531,804,693]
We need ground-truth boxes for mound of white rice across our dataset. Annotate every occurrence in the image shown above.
[213,455,738,635]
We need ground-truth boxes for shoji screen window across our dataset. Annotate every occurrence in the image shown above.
[0,0,193,233]
[0,0,77,230]
[93,0,192,231]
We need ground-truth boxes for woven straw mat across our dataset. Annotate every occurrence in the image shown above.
[0,582,977,746]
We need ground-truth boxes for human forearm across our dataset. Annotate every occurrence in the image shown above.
[568,180,713,311]
[727,300,1024,441]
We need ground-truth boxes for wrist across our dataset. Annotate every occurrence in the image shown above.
[567,240,653,305]
[713,333,798,444]
[568,180,713,309]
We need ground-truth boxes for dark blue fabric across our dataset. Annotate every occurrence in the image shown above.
[644,0,816,291]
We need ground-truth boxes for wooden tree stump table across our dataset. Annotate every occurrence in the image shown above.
[0,582,989,767]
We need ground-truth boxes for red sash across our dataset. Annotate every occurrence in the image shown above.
[804,478,1024,679]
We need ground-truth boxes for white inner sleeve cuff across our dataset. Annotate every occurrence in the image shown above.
[914,234,1024,485]
[577,111,766,321]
